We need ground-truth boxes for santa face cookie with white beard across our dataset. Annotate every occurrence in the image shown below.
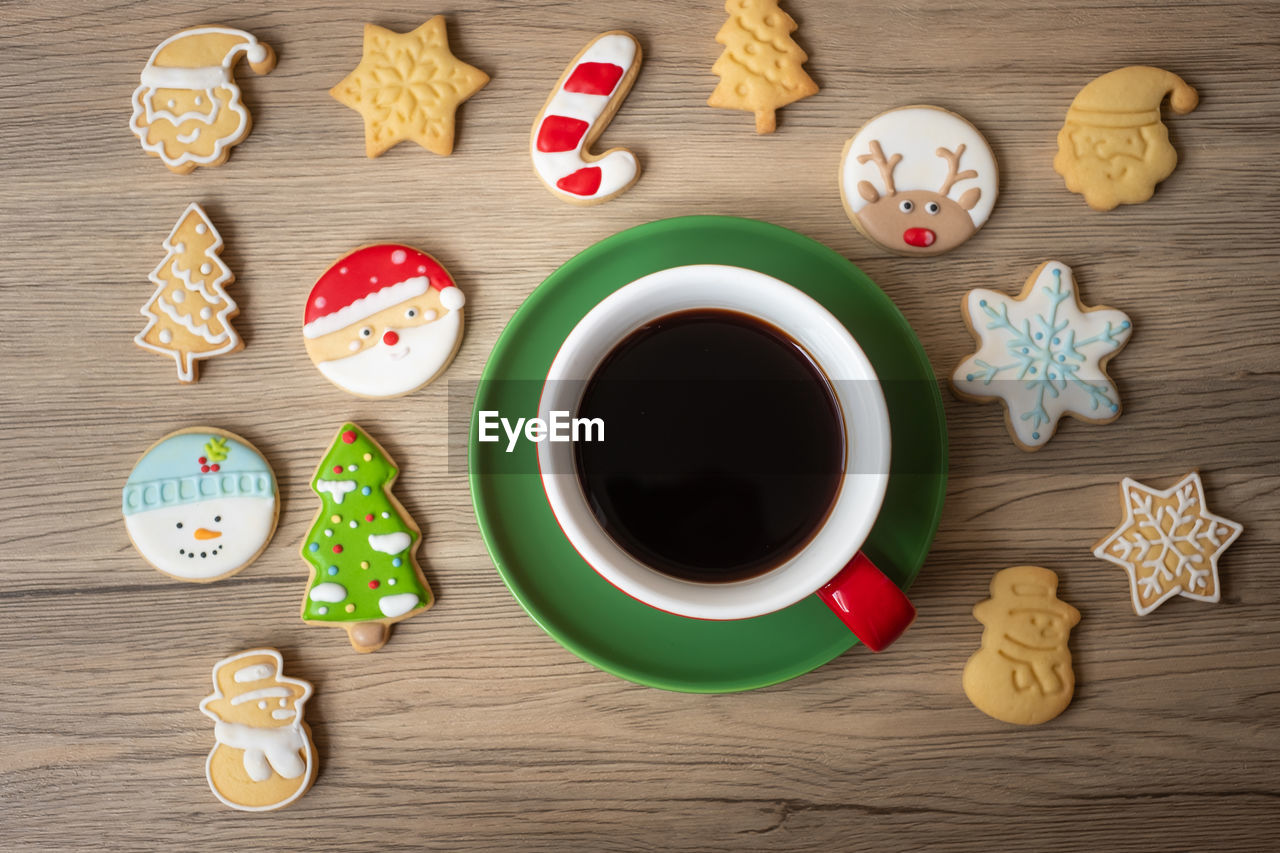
[303,244,466,398]
[123,428,278,582]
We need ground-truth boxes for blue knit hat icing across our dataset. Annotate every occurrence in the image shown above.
[122,431,274,516]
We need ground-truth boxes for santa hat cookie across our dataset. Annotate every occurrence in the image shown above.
[129,26,276,174]
[302,244,465,399]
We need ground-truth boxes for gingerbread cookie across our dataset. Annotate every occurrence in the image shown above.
[531,31,643,204]
[839,106,998,256]
[300,424,434,653]
[1093,472,1242,616]
[123,428,278,583]
[136,203,241,383]
[951,261,1133,451]
[200,649,316,812]
[1055,66,1199,211]
[129,27,275,173]
[708,0,818,133]
[963,566,1080,726]
[303,244,465,399]
[331,18,489,157]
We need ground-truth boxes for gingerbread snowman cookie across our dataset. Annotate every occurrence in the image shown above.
[303,244,466,399]
[200,648,316,812]
[840,106,998,256]
[129,26,276,173]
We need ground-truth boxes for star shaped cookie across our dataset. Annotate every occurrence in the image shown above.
[1093,472,1243,616]
[952,261,1132,451]
[331,18,489,157]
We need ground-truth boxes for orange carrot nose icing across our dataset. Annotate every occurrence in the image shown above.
[195,527,222,540]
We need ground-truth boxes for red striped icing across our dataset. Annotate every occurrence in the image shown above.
[536,115,589,153]
[556,166,602,196]
[563,62,625,96]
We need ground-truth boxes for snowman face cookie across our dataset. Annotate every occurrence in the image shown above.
[302,245,466,399]
[122,428,278,582]
[839,106,998,256]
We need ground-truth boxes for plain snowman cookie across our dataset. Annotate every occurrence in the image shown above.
[839,105,998,256]
[303,244,465,399]
[129,26,275,173]
[200,648,316,811]
[963,566,1080,725]
[122,427,278,582]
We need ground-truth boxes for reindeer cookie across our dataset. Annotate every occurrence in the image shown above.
[840,106,998,256]
[199,649,316,812]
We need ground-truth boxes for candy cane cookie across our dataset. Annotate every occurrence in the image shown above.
[530,31,643,205]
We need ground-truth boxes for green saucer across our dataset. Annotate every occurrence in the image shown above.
[469,216,947,693]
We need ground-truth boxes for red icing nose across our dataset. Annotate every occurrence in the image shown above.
[382,330,400,346]
[903,228,936,248]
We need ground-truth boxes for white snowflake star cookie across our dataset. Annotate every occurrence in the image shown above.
[952,261,1133,451]
[1093,472,1243,616]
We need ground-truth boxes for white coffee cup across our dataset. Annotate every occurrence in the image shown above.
[538,265,914,649]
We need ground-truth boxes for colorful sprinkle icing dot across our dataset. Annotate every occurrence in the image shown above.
[324,529,333,537]
[347,464,358,472]
[381,512,390,519]
[361,487,372,496]
[333,465,343,474]
[363,453,372,461]
[360,561,370,569]
[388,578,397,586]
[199,456,207,464]
[211,464,220,472]
[318,606,328,615]
[201,465,210,473]
[369,580,380,589]
[365,514,374,522]
[331,514,341,523]
[333,544,343,554]
[345,604,355,613]
[342,430,357,444]
[308,542,319,553]
[327,566,338,576]
[392,557,402,568]
[349,521,357,528]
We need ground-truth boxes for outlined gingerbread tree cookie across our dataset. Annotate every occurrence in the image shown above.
[1093,472,1242,615]
[707,0,818,133]
[963,566,1080,725]
[199,648,316,812]
[135,203,242,383]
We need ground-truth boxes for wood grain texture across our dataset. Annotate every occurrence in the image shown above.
[1,0,1278,850]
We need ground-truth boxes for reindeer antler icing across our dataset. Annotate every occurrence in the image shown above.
[936,145,979,195]
[856,140,902,198]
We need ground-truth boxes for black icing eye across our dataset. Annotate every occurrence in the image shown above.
[925,201,941,215]
[898,199,914,213]
[176,522,183,529]
[406,307,419,319]
[214,515,221,523]
[360,327,373,338]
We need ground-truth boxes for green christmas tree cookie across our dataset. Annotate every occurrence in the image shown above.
[300,423,433,652]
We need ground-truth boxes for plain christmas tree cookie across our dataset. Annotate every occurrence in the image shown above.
[707,0,818,133]
[331,17,489,157]
[951,261,1133,451]
[136,203,242,383]
[123,427,278,583]
[1055,66,1199,211]
[129,26,275,173]
[200,648,317,812]
[303,244,465,399]
[300,424,435,653]
[839,106,998,256]
[1092,472,1242,616]
[963,566,1080,725]
[531,31,643,205]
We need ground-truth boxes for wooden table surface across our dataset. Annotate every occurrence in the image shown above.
[2,0,1278,849]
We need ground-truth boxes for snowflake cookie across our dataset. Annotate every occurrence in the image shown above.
[951,261,1133,451]
[1093,472,1242,616]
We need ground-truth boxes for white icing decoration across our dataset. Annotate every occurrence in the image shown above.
[308,582,347,603]
[378,593,420,618]
[303,276,430,339]
[200,263,213,274]
[124,496,275,581]
[155,291,229,344]
[368,532,411,555]
[439,286,465,312]
[315,307,462,397]
[315,479,357,503]
[170,289,186,303]
[840,106,999,227]
[951,262,1132,449]
[258,700,268,709]
[391,249,407,264]
[158,329,173,344]
[531,33,640,202]
[175,127,201,144]
[199,649,314,812]
[230,686,292,706]
[387,578,397,586]
[234,663,274,683]
[128,27,270,171]
[195,224,207,234]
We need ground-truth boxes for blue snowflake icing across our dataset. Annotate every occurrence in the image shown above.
[958,264,1131,447]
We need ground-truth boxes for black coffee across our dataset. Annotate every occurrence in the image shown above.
[572,309,845,583]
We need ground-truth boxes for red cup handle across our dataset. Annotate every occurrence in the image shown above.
[816,552,916,652]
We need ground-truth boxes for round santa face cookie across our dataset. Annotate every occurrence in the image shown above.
[839,106,998,256]
[122,428,278,582]
[303,244,466,399]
